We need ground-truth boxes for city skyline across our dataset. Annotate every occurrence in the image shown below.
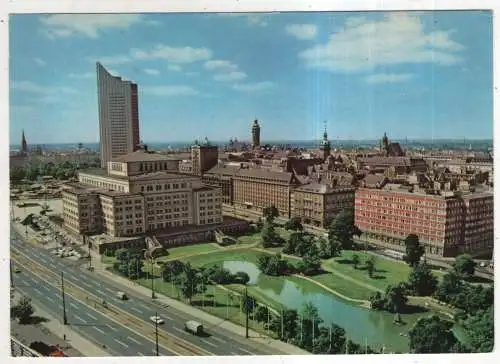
[9,11,493,144]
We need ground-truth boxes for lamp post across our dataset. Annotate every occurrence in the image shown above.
[10,261,14,288]
[244,284,249,339]
[154,311,159,356]
[61,272,68,325]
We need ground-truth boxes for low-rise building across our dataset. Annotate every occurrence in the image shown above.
[292,182,355,228]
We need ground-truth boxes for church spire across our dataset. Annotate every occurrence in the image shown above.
[21,129,28,154]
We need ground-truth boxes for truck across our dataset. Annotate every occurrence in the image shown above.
[184,320,204,335]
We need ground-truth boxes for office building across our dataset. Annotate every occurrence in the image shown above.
[97,62,140,168]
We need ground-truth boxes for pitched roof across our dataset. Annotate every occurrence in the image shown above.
[111,150,179,163]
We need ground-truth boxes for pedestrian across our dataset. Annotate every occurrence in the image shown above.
[63,334,66,340]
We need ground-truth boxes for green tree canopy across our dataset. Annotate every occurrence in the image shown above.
[407,262,438,296]
[408,315,463,353]
[453,254,476,279]
[403,234,425,267]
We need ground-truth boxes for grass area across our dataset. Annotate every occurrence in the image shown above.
[312,272,375,301]
[183,249,264,267]
[157,243,221,261]
[322,250,445,293]
[101,255,117,265]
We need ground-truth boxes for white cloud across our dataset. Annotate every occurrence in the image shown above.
[142,85,199,96]
[143,68,160,76]
[186,72,199,77]
[168,64,182,72]
[11,81,77,94]
[299,13,465,72]
[69,72,94,79]
[213,71,247,82]
[40,14,146,39]
[232,81,274,92]
[34,57,46,66]
[203,59,238,71]
[365,73,414,84]
[217,13,269,27]
[285,24,318,40]
[130,45,212,64]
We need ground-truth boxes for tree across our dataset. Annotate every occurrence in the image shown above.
[284,232,301,254]
[384,283,408,313]
[233,271,250,285]
[161,260,186,281]
[297,302,323,352]
[365,256,375,278]
[270,309,298,341]
[317,237,330,259]
[241,294,255,314]
[127,257,144,280]
[285,217,303,231]
[178,264,204,304]
[407,262,438,296]
[403,234,425,267]
[313,323,346,354]
[351,254,360,269]
[408,315,462,353]
[300,244,321,275]
[453,254,476,279]
[261,221,280,248]
[262,205,279,223]
[434,271,464,303]
[328,209,357,250]
[253,305,269,323]
[10,167,26,184]
[207,265,234,284]
[115,248,129,261]
[464,306,494,352]
[12,296,35,324]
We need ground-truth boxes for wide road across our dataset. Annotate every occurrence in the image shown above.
[10,229,275,356]
[12,269,172,357]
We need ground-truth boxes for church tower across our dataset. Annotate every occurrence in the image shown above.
[251,119,261,149]
[319,121,331,161]
[20,129,28,155]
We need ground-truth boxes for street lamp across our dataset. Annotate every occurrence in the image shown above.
[144,249,156,299]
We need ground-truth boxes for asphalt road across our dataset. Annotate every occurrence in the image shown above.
[10,229,270,356]
[12,268,173,357]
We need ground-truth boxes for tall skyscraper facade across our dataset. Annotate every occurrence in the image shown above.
[97,62,140,168]
[251,119,260,148]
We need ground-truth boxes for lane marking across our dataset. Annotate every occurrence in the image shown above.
[81,281,91,288]
[137,352,145,356]
[107,324,118,332]
[74,315,87,323]
[34,288,42,295]
[173,327,187,335]
[46,296,55,303]
[69,302,78,309]
[104,287,114,293]
[130,307,143,314]
[94,327,106,334]
[11,250,203,357]
[230,352,239,356]
[94,282,102,287]
[96,289,105,295]
[238,348,255,355]
[201,339,217,348]
[138,303,151,310]
[86,312,98,320]
[127,336,142,345]
[114,338,129,348]
[211,336,226,344]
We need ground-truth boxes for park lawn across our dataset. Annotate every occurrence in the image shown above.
[157,243,222,261]
[311,272,375,301]
[235,232,262,245]
[322,250,445,293]
[181,249,264,267]
[101,255,117,265]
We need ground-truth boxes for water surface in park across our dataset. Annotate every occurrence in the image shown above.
[223,260,445,353]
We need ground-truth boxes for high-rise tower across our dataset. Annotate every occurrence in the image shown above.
[319,121,331,161]
[97,62,140,168]
[251,119,261,149]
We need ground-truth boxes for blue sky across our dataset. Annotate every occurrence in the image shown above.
[9,11,493,144]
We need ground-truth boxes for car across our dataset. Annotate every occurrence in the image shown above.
[14,267,21,273]
[150,315,165,325]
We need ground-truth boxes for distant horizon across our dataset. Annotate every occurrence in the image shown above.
[9,137,494,148]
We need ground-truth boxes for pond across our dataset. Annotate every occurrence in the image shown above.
[223,260,449,353]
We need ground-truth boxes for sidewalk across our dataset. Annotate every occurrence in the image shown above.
[90,250,309,355]
[11,291,109,357]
